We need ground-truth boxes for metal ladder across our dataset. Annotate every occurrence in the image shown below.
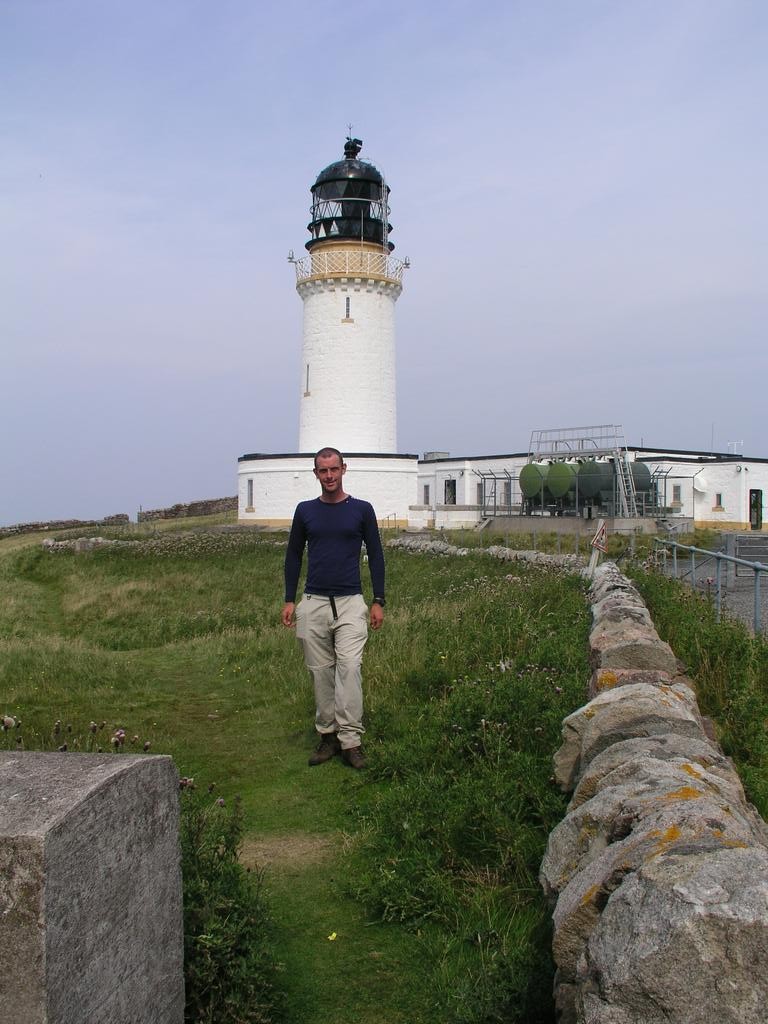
[615,454,638,517]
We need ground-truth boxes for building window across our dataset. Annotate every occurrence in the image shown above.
[423,484,430,505]
[672,484,682,505]
[503,480,512,507]
[444,479,456,505]
[714,492,724,510]
[476,482,483,505]
[246,478,254,510]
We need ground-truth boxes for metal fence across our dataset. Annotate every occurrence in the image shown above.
[654,539,768,635]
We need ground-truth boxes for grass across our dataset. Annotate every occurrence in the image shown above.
[0,523,592,1022]
[3,521,768,1020]
[629,566,768,816]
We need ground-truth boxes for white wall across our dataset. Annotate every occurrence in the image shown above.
[298,279,400,453]
[646,459,767,529]
[238,454,418,525]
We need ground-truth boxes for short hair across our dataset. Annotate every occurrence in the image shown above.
[314,446,344,468]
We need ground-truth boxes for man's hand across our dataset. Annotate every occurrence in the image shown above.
[370,602,384,631]
[281,602,296,628]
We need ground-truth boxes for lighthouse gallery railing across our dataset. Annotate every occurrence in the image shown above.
[293,250,406,284]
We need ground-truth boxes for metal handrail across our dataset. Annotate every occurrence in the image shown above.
[654,539,767,635]
[293,250,406,284]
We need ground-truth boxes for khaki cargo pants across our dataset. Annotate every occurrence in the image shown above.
[295,593,368,749]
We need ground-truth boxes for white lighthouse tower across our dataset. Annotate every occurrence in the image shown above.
[295,136,402,452]
[238,137,418,526]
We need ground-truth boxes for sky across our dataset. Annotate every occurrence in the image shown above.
[2,0,766,525]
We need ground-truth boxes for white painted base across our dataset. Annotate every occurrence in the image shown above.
[238,454,418,526]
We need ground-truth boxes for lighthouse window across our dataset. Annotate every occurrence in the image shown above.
[246,478,254,510]
[304,364,310,396]
[342,296,353,323]
[346,297,350,317]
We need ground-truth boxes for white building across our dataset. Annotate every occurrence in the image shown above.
[238,137,417,526]
[412,437,768,533]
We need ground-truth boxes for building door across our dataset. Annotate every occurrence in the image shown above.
[749,489,763,531]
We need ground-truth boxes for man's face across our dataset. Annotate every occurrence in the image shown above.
[314,454,346,497]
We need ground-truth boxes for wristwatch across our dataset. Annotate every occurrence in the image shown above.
[373,596,386,607]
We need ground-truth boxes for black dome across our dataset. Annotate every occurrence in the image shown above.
[315,158,385,186]
[306,138,394,252]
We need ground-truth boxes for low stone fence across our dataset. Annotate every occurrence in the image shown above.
[387,533,582,570]
[137,496,237,522]
[542,562,768,1023]
[0,514,129,538]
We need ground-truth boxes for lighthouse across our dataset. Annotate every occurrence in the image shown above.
[294,137,404,453]
[238,138,418,526]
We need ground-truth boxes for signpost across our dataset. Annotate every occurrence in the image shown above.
[588,519,607,576]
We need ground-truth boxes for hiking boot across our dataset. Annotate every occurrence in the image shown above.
[342,746,367,770]
[308,732,341,766]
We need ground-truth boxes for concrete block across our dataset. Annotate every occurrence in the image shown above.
[0,752,183,1024]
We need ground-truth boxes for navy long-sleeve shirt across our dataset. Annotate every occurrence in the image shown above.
[284,496,385,603]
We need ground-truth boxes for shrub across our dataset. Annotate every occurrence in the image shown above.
[181,784,284,1024]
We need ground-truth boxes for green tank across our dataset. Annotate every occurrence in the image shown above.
[577,460,612,498]
[631,462,652,492]
[547,461,577,498]
[519,462,548,498]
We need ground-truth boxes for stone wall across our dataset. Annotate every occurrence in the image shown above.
[542,562,768,1023]
[0,752,184,1024]
[138,496,237,522]
[0,514,129,538]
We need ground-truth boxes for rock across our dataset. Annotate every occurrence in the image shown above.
[542,761,763,898]
[554,684,706,792]
[570,734,730,809]
[588,668,673,699]
[589,623,677,673]
[577,847,768,1024]
[579,684,705,769]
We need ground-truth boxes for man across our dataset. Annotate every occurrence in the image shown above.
[281,447,385,770]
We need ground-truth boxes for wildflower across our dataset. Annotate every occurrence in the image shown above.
[131,735,140,745]
[2,716,15,730]
[89,721,98,733]
[58,743,67,752]
[143,741,151,752]
[54,720,61,735]
[216,797,225,807]
[327,932,337,941]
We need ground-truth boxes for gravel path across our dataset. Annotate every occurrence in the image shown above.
[662,560,768,636]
